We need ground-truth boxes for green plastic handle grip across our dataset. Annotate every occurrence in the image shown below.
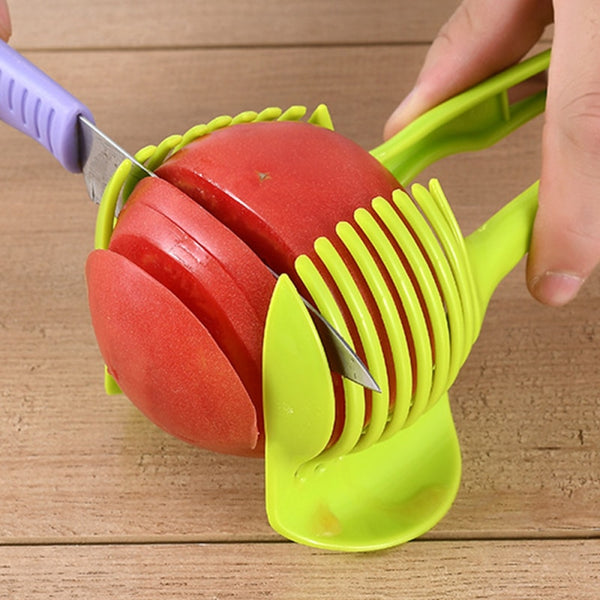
[370,49,549,186]
[466,180,539,313]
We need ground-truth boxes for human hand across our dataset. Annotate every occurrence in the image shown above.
[384,0,600,307]
[0,1,11,41]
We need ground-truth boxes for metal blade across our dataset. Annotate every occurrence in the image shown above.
[78,116,154,208]
[266,267,381,392]
[302,298,381,392]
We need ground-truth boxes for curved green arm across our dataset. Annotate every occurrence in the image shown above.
[465,181,539,313]
[371,50,550,186]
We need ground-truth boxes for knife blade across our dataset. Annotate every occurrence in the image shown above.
[0,39,379,392]
[302,295,381,392]
[78,115,155,209]
[264,267,380,392]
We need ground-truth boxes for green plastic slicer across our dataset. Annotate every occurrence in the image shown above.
[262,50,549,551]
[94,50,550,552]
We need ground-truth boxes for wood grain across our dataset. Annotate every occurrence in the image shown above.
[1,540,599,599]
[0,1,597,597]
[9,0,458,49]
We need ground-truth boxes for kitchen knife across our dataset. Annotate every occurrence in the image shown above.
[0,39,154,207]
[0,39,380,392]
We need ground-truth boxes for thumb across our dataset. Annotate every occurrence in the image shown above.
[527,0,600,306]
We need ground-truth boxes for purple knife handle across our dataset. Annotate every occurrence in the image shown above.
[0,40,94,173]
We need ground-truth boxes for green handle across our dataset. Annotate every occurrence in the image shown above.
[465,181,539,313]
[370,50,550,185]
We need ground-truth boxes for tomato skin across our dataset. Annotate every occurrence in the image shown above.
[156,121,400,274]
[86,249,260,456]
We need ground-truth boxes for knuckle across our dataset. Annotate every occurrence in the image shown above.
[564,218,600,249]
[435,3,477,47]
[558,90,600,163]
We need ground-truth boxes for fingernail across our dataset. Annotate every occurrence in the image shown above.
[529,271,584,306]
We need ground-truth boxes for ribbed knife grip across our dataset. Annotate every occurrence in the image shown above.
[0,40,93,172]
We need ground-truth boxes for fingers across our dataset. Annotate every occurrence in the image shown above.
[527,0,600,305]
[385,0,600,306]
[0,1,11,41]
[384,0,553,139]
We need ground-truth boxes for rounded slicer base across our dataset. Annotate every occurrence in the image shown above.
[263,275,461,552]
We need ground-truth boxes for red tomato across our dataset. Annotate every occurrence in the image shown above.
[156,121,401,437]
[87,119,406,456]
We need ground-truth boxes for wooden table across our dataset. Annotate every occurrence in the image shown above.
[1,2,598,597]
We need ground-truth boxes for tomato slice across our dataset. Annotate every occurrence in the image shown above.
[123,178,275,324]
[109,180,275,423]
[86,249,260,456]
